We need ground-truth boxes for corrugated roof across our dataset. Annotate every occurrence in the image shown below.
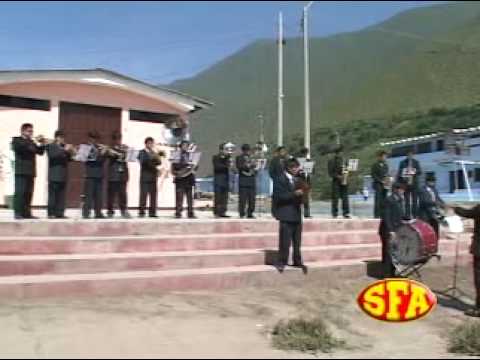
[380,126,480,147]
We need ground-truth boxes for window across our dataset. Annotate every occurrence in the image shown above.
[416,142,432,154]
[390,145,415,158]
[475,169,480,182]
[436,140,445,152]
[129,110,179,124]
[0,94,50,111]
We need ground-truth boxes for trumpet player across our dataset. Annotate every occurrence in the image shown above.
[397,149,422,219]
[328,146,351,219]
[46,130,74,219]
[83,131,108,219]
[107,132,131,219]
[12,123,46,220]
[236,144,257,219]
[138,137,162,218]
[213,143,232,218]
[172,141,197,219]
[371,150,390,219]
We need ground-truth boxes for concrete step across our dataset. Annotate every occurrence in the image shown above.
[0,244,382,276]
[0,219,380,237]
[0,230,380,255]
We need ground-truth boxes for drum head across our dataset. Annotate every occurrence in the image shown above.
[393,225,422,266]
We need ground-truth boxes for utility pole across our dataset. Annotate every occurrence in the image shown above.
[278,12,284,146]
[303,1,315,155]
[259,113,265,143]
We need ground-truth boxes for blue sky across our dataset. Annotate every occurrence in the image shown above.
[0,1,444,84]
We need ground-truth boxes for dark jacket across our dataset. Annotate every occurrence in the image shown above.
[418,185,445,222]
[172,151,196,187]
[272,172,303,223]
[236,154,256,188]
[328,155,344,181]
[382,193,406,233]
[213,154,230,189]
[454,205,480,256]
[107,146,129,183]
[12,137,45,177]
[268,156,285,181]
[397,158,422,187]
[84,145,106,179]
[46,143,72,182]
[138,149,161,183]
[371,160,389,187]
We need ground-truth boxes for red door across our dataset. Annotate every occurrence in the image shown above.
[59,102,122,208]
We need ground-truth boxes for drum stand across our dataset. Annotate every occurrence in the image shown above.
[394,254,441,280]
[438,233,470,301]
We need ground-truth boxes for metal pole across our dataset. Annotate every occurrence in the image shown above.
[460,161,474,201]
[303,2,314,155]
[278,12,284,146]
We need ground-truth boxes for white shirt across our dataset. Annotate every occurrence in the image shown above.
[285,172,295,185]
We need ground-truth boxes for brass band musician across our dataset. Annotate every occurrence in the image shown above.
[371,150,390,219]
[236,144,257,219]
[138,137,162,218]
[328,146,351,219]
[397,149,422,218]
[213,143,232,218]
[172,141,198,219]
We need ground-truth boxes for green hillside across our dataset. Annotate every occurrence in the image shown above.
[170,1,480,192]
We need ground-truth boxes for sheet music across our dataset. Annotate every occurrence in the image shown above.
[348,159,359,172]
[298,158,315,174]
[444,216,464,234]
[74,144,92,162]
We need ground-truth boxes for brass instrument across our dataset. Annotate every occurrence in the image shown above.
[341,163,349,186]
[171,143,200,179]
[240,155,257,177]
[34,135,53,145]
[224,142,236,155]
[294,175,312,204]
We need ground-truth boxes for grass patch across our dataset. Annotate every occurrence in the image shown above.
[272,317,346,354]
[448,321,480,356]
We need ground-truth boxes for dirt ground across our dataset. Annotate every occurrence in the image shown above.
[0,265,479,359]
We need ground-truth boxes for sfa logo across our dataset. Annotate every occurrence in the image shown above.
[357,279,437,322]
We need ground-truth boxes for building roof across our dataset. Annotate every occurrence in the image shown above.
[0,68,213,113]
[380,126,480,147]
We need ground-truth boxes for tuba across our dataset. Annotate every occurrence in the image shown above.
[171,143,199,179]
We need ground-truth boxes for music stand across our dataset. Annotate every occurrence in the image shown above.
[438,216,471,301]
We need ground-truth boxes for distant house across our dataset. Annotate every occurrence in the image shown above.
[0,68,212,208]
[381,127,480,194]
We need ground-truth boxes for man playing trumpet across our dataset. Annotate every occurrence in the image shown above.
[138,137,162,218]
[328,146,351,219]
[172,141,197,219]
[46,130,75,219]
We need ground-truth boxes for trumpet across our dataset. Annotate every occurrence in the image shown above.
[34,135,53,145]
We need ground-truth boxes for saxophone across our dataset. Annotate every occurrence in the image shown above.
[341,162,349,186]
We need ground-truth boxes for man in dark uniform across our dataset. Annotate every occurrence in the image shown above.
[138,137,161,218]
[83,131,107,219]
[46,130,73,219]
[236,144,257,219]
[298,147,313,219]
[371,150,390,219]
[454,204,480,317]
[379,181,407,278]
[397,150,422,219]
[106,132,131,219]
[328,146,350,219]
[172,141,197,219]
[418,173,446,238]
[12,123,45,220]
[272,158,307,274]
[213,143,231,218]
[269,146,289,181]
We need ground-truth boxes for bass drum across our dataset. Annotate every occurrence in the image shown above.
[392,220,438,266]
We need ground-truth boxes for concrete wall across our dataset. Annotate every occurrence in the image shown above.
[0,80,189,208]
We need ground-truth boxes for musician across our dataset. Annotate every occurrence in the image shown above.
[138,137,162,218]
[272,158,307,274]
[371,150,390,219]
[106,132,131,219]
[46,130,73,219]
[453,204,480,317]
[12,123,45,220]
[269,146,289,181]
[82,131,107,219]
[172,141,197,219]
[297,147,313,219]
[236,144,257,219]
[418,173,446,238]
[213,143,231,218]
[328,146,351,219]
[397,150,422,219]
[379,181,408,278]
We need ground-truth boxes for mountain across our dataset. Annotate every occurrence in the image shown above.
[170,1,480,179]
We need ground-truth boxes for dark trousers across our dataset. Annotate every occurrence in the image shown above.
[139,181,157,216]
[176,185,194,217]
[214,186,228,216]
[374,183,388,219]
[82,178,104,218]
[304,198,311,218]
[405,186,419,219]
[107,181,128,215]
[239,186,256,217]
[48,181,67,217]
[332,180,350,217]
[379,221,396,278]
[474,256,480,308]
[278,222,303,266]
[14,175,34,218]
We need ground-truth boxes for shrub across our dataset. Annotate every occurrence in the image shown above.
[448,322,480,356]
